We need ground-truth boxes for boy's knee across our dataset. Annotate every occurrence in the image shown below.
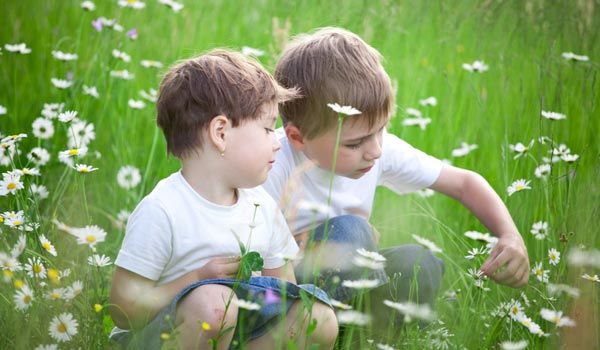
[309,303,338,346]
[177,285,238,331]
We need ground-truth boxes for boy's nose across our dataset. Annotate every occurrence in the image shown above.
[273,136,282,152]
[364,137,382,161]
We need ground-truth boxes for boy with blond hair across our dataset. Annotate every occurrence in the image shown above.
[264,28,529,314]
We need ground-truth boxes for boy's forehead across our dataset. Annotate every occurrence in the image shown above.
[341,116,387,138]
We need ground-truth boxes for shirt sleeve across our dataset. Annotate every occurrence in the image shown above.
[263,207,299,269]
[115,197,173,281]
[378,131,443,194]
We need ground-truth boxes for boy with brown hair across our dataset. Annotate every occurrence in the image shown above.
[109,49,338,349]
[264,27,529,313]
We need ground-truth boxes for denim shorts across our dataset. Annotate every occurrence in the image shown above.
[110,276,331,350]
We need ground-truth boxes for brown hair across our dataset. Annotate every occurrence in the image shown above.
[157,49,298,158]
[275,27,395,139]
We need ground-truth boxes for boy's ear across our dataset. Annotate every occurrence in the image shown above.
[208,115,230,153]
[284,124,306,151]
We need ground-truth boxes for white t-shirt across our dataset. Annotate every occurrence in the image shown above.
[262,129,443,235]
[115,171,299,285]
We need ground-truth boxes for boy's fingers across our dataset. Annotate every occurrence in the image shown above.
[493,258,520,283]
[481,247,501,272]
[482,250,507,276]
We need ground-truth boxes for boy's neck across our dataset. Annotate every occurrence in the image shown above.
[180,157,238,206]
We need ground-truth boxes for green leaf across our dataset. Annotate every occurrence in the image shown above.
[237,251,264,281]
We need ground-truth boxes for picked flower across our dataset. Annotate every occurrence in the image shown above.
[507,179,531,196]
[327,103,361,116]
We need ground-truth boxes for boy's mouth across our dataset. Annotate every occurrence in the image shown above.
[357,165,373,173]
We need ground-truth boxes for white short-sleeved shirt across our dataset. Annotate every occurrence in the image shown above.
[115,171,299,285]
[262,129,443,235]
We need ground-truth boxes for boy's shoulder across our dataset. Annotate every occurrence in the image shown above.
[240,185,279,211]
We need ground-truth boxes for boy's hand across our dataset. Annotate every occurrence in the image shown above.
[199,256,241,279]
[481,234,530,288]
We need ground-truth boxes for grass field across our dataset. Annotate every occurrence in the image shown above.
[1,0,599,349]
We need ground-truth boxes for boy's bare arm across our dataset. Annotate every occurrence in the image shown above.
[110,256,240,330]
[262,261,297,284]
[429,164,530,288]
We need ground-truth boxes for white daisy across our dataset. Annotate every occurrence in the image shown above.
[112,49,131,62]
[34,344,58,350]
[465,246,489,260]
[534,164,551,179]
[83,85,99,98]
[51,50,78,61]
[74,164,98,173]
[241,46,265,57]
[140,60,163,68]
[416,188,435,198]
[561,153,579,163]
[547,283,580,298]
[507,179,531,196]
[352,256,385,270]
[561,52,589,62]
[139,88,158,102]
[2,210,26,228]
[118,0,146,9]
[405,107,423,118]
[48,312,78,342]
[568,248,600,268]
[327,103,361,116]
[412,234,442,253]
[462,60,488,72]
[158,0,184,12]
[383,300,436,322]
[376,343,396,350]
[41,102,65,119]
[58,110,78,123]
[419,96,437,106]
[507,299,524,320]
[0,172,24,196]
[467,267,490,291]
[40,234,57,256]
[355,248,386,262]
[87,254,112,267]
[330,299,352,310]
[10,234,26,259]
[117,165,142,189]
[530,221,548,240]
[31,184,49,199]
[32,117,55,139]
[4,43,32,54]
[541,110,566,121]
[81,1,95,11]
[25,257,47,279]
[110,69,134,80]
[516,313,546,337]
[336,310,371,326]
[548,248,560,266]
[27,147,51,166]
[341,279,380,289]
[72,225,107,248]
[402,117,431,130]
[451,142,478,157]
[500,340,527,350]
[18,167,41,176]
[508,140,534,159]
[63,280,84,300]
[540,308,575,327]
[67,120,95,148]
[46,288,66,301]
[128,99,146,109]
[582,274,600,282]
[0,105,6,115]
[14,285,34,311]
[50,78,73,89]
[531,262,549,283]
[233,298,261,310]
[464,230,495,243]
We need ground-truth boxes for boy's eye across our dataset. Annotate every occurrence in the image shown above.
[264,127,275,134]
[344,141,363,149]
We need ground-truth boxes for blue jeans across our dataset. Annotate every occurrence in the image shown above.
[295,215,445,307]
[110,276,331,349]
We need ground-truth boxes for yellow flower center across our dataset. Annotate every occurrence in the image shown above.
[7,182,16,190]
[57,322,67,333]
[67,149,79,156]
[48,268,59,283]
[51,292,61,300]
[23,295,32,304]
[3,270,13,279]
[13,220,23,226]
[201,322,211,331]
[42,242,52,250]
[79,167,90,173]
[94,304,103,313]
[14,279,24,289]
[515,184,524,191]
[86,235,97,243]
[160,332,170,340]
[33,264,43,274]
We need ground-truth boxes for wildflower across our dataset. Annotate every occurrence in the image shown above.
[28,147,51,166]
[25,257,47,279]
[72,225,107,248]
[50,78,73,89]
[451,142,478,157]
[567,248,600,268]
[48,312,79,342]
[14,285,34,311]
[139,88,158,102]
[0,105,6,115]
[32,117,55,139]
[4,43,32,54]
[68,120,95,148]
[327,103,361,116]
[352,256,385,270]
[531,262,549,283]
[506,299,524,320]
[40,234,57,256]
[110,69,135,80]
[356,248,386,262]
[241,46,265,57]
[547,283,580,298]
[94,304,103,312]
[467,268,490,291]
[81,1,95,11]
[402,117,431,130]
[34,344,58,350]
[541,110,566,121]
[47,268,61,285]
[465,247,489,260]
[508,140,534,159]
[117,165,142,189]
[376,344,396,350]
[112,49,131,62]
[41,103,64,119]
[342,279,380,289]
[562,52,589,62]
[126,28,138,40]
[416,188,435,197]
[561,153,579,163]
[530,221,548,240]
[0,172,24,196]
[2,210,26,228]
[46,288,65,301]
[412,234,442,253]
[64,280,84,300]
[140,60,163,68]
[128,99,146,109]
[507,179,531,196]
[59,147,88,167]
[383,300,436,322]
[19,167,41,176]
[534,164,551,179]
[233,299,261,310]
[499,340,528,350]
[51,50,78,61]
[582,274,599,282]
[336,310,371,326]
[10,234,26,259]
[515,313,546,336]
[88,254,112,267]
[201,321,211,331]
[540,308,575,327]
[118,0,146,9]
[464,230,496,243]
[419,96,438,106]
[14,279,24,289]
[83,85,99,98]
[462,60,488,72]
[548,248,560,266]
[74,164,98,173]
[57,110,78,123]
[330,299,352,310]
[158,0,184,12]
[160,332,171,340]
